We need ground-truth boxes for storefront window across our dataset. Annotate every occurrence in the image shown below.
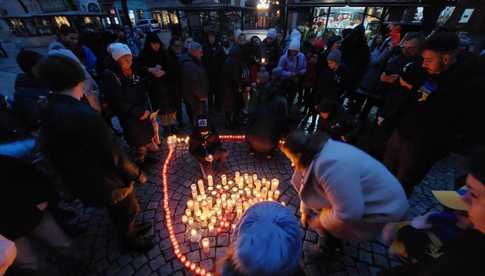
[437,6,455,25]
[326,7,365,36]
[161,10,170,28]
[364,7,383,38]
[33,17,54,35]
[169,12,179,24]
[54,16,70,27]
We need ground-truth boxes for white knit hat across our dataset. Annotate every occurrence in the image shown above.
[290,28,301,42]
[107,43,132,61]
[288,39,300,51]
[227,201,303,275]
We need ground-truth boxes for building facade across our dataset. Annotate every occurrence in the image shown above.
[0,0,114,46]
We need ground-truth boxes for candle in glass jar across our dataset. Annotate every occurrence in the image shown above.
[187,199,194,209]
[191,184,198,199]
[197,179,205,195]
[274,190,281,200]
[207,175,213,187]
[185,209,192,217]
[221,174,227,185]
[271,179,279,192]
[235,171,240,179]
[267,190,274,201]
[261,187,268,199]
[190,229,201,243]
[254,180,261,193]
[252,174,258,182]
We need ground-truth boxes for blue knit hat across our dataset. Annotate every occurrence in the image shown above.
[227,201,303,276]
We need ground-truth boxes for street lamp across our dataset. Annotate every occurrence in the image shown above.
[257,0,270,10]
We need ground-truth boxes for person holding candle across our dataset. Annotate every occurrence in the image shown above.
[189,115,229,177]
[219,201,303,276]
[281,131,408,253]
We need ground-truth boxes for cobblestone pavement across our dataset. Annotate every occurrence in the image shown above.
[59,133,466,276]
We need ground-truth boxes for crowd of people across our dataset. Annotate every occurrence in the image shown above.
[0,20,485,276]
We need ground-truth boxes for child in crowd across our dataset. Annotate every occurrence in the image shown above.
[189,115,228,178]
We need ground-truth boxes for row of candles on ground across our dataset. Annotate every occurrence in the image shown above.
[181,172,281,251]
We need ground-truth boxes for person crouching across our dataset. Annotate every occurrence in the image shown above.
[189,115,228,178]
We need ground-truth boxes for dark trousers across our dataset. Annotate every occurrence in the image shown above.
[106,192,140,235]
[384,130,438,195]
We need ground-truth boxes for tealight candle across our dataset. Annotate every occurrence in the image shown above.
[197,179,206,195]
[228,180,234,187]
[187,199,194,209]
[207,175,213,187]
[190,229,201,243]
[274,190,281,200]
[254,180,261,193]
[216,184,222,190]
[271,179,279,192]
[211,190,217,197]
[182,215,188,223]
[261,187,268,199]
[188,218,194,225]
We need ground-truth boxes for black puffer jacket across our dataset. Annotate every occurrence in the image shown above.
[101,62,153,147]
[39,94,143,206]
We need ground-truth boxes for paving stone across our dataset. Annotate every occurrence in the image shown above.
[157,263,174,275]
[118,264,135,276]
[149,256,166,271]
[134,264,152,276]
[132,255,149,270]
[187,250,201,262]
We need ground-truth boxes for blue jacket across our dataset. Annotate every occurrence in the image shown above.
[277,51,307,79]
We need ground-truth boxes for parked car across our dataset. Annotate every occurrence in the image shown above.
[136,19,161,32]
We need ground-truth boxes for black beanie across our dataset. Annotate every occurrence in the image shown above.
[34,55,86,93]
[400,62,427,89]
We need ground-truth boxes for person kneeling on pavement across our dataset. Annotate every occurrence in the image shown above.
[316,99,361,144]
[189,115,228,178]
[281,131,408,254]
[36,55,155,252]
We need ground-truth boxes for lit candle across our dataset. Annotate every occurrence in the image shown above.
[216,184,222,191]
[254,180,261,193]
[187,199,194,209]
[211,190,217,197]
[261,187,268,199]
[193,201,200,215]
[188,217,194,226]
[207,197,213,208]
[197,179,206,195]
[232,187,238,193]
[271,179,279,192]
[182,215,188,223]
[185,209,192,217]
[224,185,230,191]
[207,175,213,187]
[228,180,234,187]
[235,171,240,179]
[274,190,281,200]
[208,223,214,232]
[210,216,217,225]
[237,179,244,189]
[191,184,198,199]
[190,228,201,243]
[268,190,274,201]
[221,174,227,185]
[252,174,258,182]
